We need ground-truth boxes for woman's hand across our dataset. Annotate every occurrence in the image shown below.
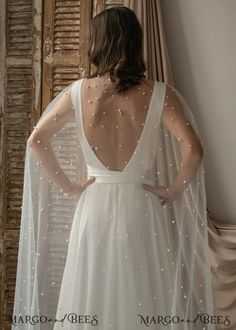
[66,176,96,196]
[142,183,179,206]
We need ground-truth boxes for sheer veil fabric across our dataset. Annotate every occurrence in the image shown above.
[11,78,215,330]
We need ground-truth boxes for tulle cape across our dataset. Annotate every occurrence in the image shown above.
[11,79,215,330]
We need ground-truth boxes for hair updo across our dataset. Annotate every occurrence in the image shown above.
[87,6,147,93]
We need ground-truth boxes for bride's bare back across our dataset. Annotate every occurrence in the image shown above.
[28,74,203,196]
[81,76,155,171]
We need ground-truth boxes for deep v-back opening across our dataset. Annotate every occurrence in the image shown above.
[79,78,157,173]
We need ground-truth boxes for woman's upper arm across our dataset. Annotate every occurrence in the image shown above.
[28,85,75,144]
[160,84,204,157]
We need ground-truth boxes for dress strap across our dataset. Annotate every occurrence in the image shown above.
[70,78,83,114]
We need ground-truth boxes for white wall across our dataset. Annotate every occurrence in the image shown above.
[161,0,236,224]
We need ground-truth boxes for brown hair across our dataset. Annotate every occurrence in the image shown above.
[87,6,146,93]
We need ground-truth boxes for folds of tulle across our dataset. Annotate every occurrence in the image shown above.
[54,183,180,330]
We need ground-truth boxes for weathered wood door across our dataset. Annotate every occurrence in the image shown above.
[0,0,123,328]
[0,1,44,328]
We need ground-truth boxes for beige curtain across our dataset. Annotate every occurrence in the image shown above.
[124,0,174,84]
[124,0,236,328]
[208,211,236,329]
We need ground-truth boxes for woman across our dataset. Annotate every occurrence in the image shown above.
[12,6,215,330]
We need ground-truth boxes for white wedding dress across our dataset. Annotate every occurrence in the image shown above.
[53,78,175,330]
[12,76,215,330]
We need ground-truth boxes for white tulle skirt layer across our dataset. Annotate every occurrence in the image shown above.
[53,183,203,330]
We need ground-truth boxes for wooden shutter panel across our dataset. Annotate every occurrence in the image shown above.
[92,0,124,16]
[42,0,92,107]
[0,0,43,327]
[40,1,93,316]
[104,0,124,8]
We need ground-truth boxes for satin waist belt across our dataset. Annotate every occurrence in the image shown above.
[87,165,156,183]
